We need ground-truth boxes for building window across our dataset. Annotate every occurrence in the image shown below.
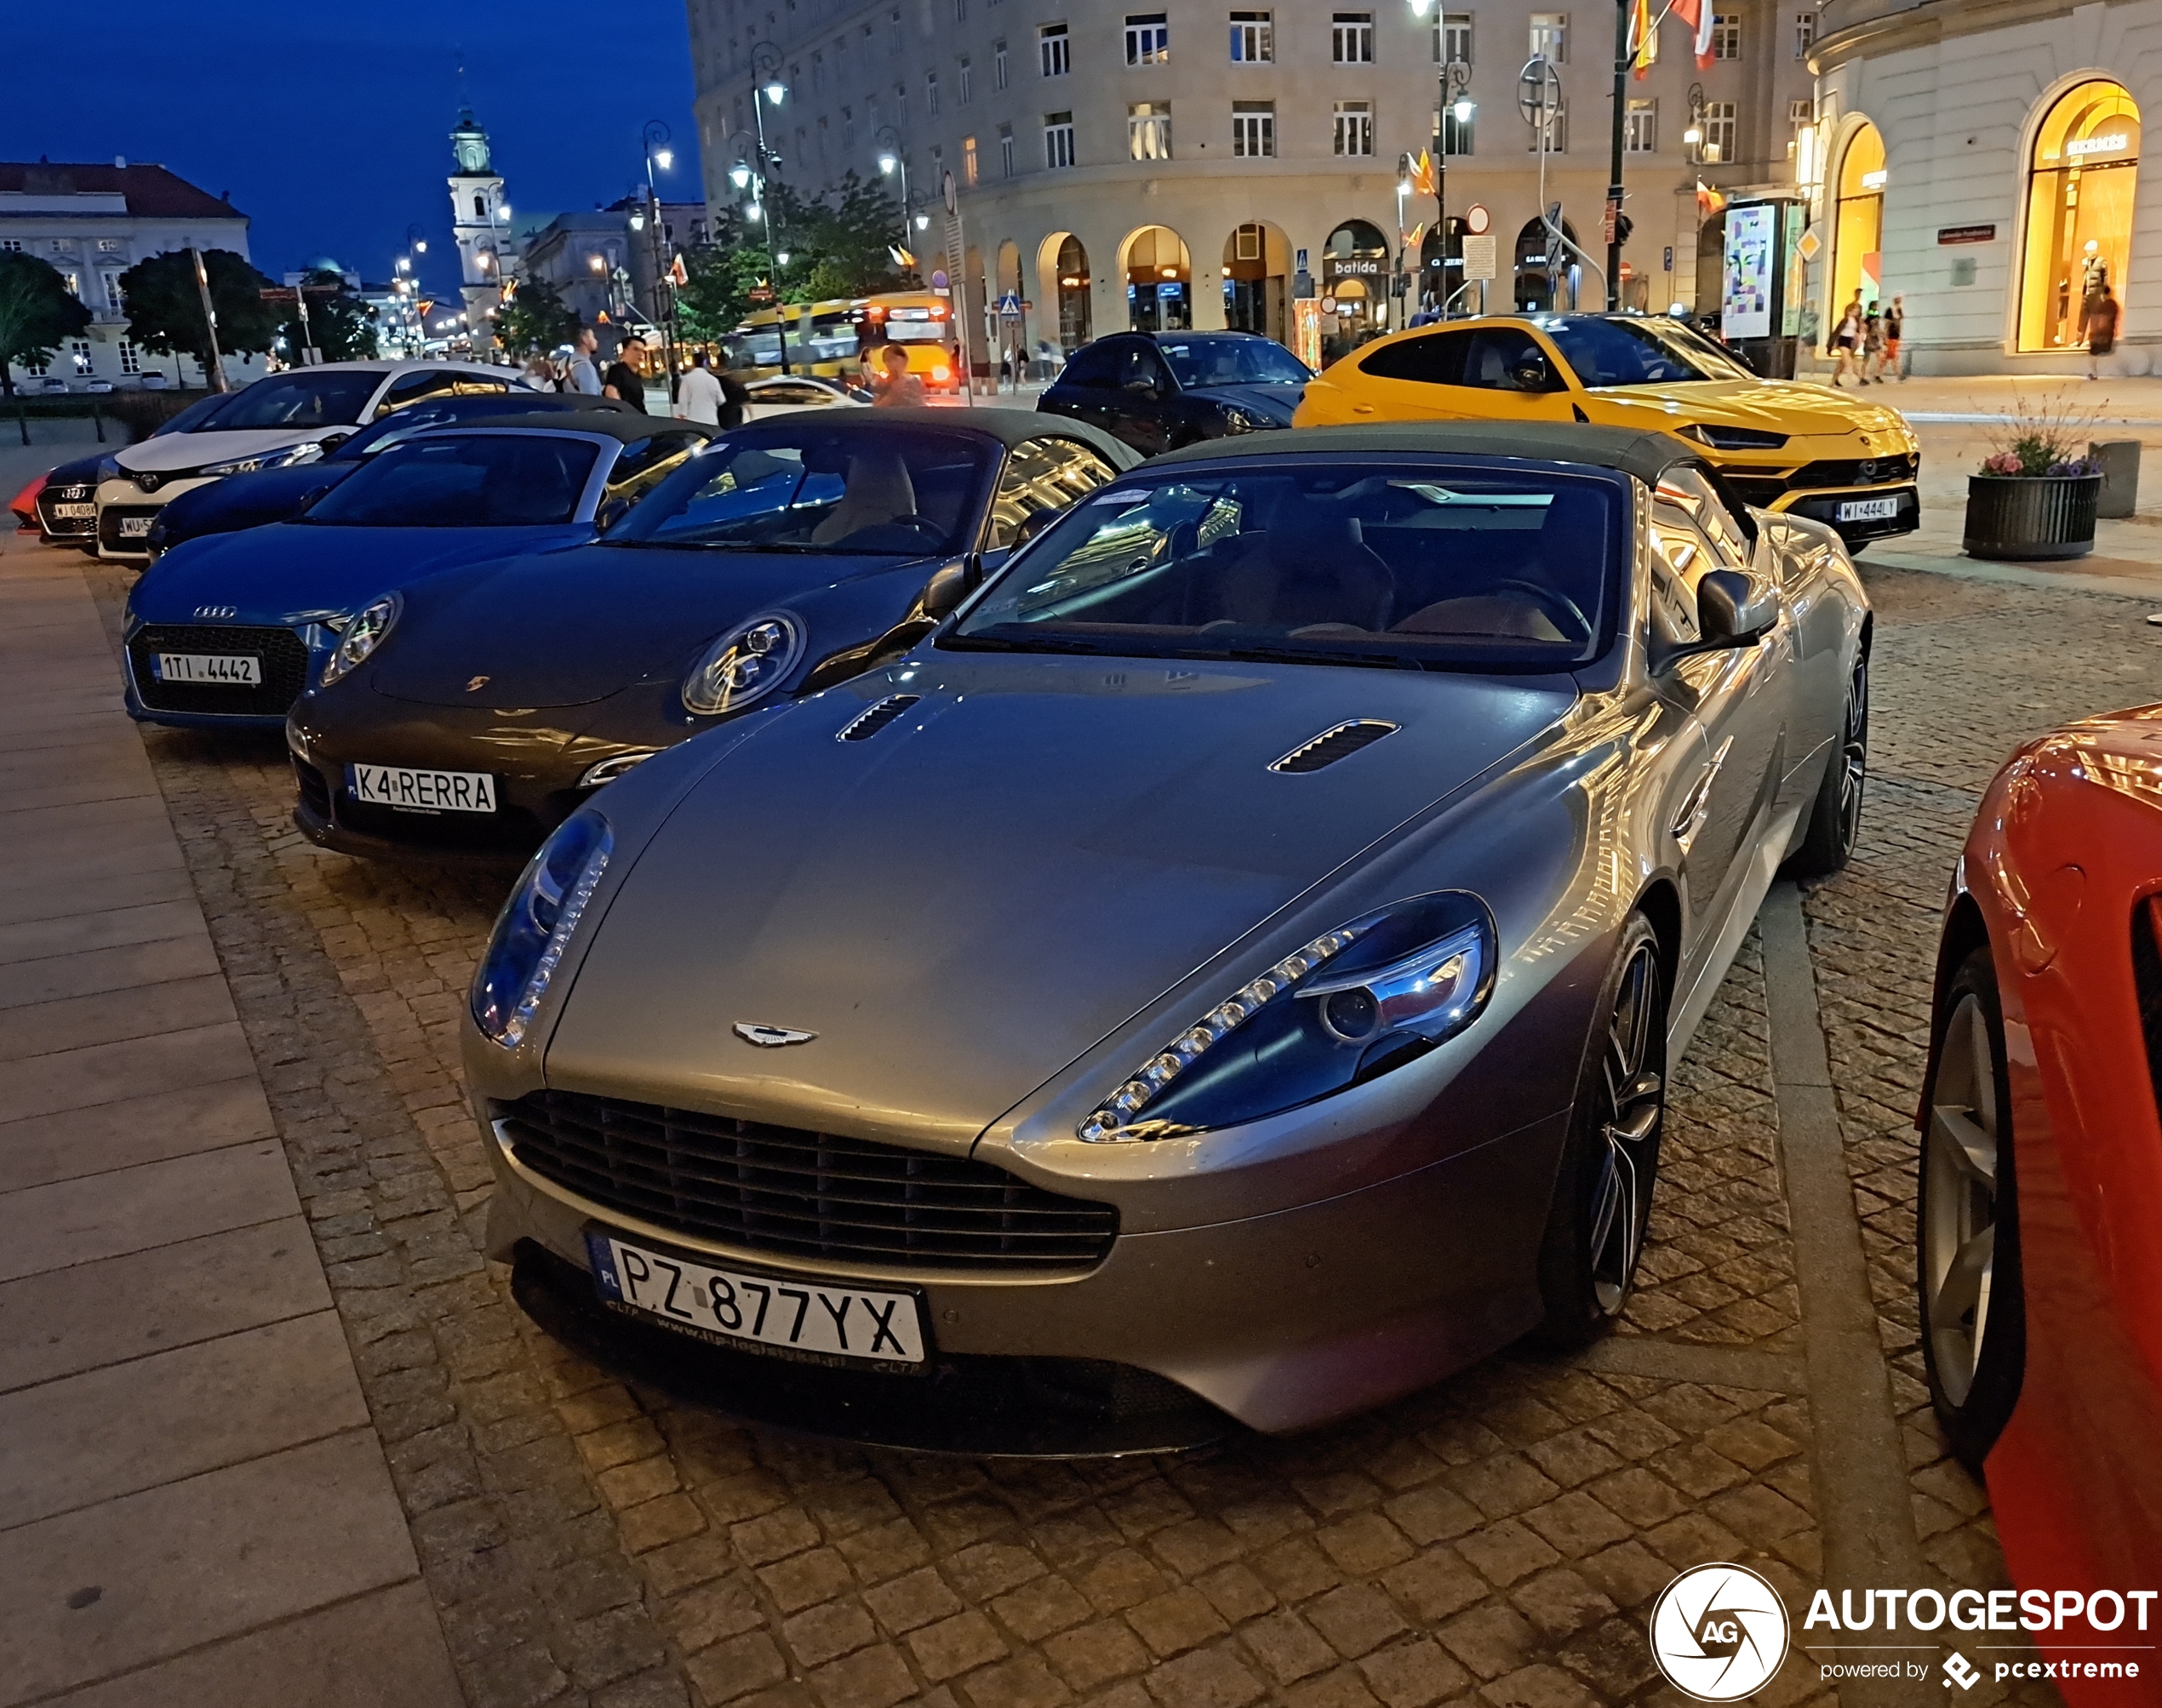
[844,106,855,146]
[0,240,20,253]
[1701,100,1736,163]
[118,341,140,376]
[1789,97,1814,125]
[1625,98,1656,152]
[20,351,47,375]
[2018,81,2140,351]
[999,123,1015,175]
[995,39,1009,87]
[1794,9,1816,56]
[70,340,93,375]
[896,82,908,126]
[1334,99,1374,157]
[1332,11,1373,62]
[1039,22,1069,75]
[59,271,81,299]
[964,134,979,183]
[890,8,903,51]
[473,193,487,219]
[1045,111,1076,167]
[1126,13,1170,65]
[97,238,123,253]
[953,0,966,19]
[1438,11,1472,64]
[1529,11,1566,62]
[817,114,830,159]
[101,269,125,312]
[1230,10,1273,62]
[1712,13,1741,58]
[812,50,824,89]
[1233,100,1276,157]
[1129,100,1173,159]
[926,70,940,115]
[1530,100,1567,151]
[959,56,973,101]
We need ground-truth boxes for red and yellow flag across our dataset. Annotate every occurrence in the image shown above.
[1629,0,1656,78]
[1410,150,1437,197]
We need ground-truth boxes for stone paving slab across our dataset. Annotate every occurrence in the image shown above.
[0,1077,275,1194]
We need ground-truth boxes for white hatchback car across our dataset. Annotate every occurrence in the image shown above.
[94,359,529,562]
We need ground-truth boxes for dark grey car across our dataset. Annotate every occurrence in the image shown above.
[462,422,1870,1453]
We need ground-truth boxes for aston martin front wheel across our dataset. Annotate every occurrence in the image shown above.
[1535,913,1668,1345]
[1918,945,2026,1472]
[1787,651,1868,878]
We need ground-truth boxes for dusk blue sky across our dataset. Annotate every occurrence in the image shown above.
[5,0,705,300]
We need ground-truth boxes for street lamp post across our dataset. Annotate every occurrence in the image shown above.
[1434,60,1473,316]
[738,43,794,374]
[873,126,914,283]
[1604,0,1629,311]
[642,119,680,399]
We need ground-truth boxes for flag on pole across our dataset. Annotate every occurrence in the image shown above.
[1695,179,1727,218]
[1668,0,1717,67]
[1628,0,1656,78]
[1410,150,1437,197]
[668,254,689,287]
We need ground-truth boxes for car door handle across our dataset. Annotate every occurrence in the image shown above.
[1671,737,1733,854]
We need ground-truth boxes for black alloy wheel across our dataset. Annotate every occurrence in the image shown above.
[1917,945,2025,1471]
[1787,651,1868,878]
[1536,913,1669,1343]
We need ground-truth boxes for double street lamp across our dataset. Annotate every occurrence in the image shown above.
[639,118,681,394]
[873,125,932,283]
[728,41,794,373]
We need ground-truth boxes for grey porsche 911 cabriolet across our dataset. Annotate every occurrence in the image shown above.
[466,422,1869,1454]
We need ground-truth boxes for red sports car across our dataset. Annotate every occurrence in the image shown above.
[1920,705,2162,1694]
[9,469,44,532]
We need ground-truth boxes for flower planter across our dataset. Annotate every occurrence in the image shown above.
[1963,473,2102,561]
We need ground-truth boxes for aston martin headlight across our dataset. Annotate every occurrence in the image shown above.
[1077,891,1496,1142]
[201,443,323,477]
[471,806,613,1048]
[683,612,804,716]
[318,591,401,687]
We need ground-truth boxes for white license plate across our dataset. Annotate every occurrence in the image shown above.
[586,1231,926,1364]
[157,652,261,685]
[1837,496,1902,523]
[51,502,94,519]
[346,763,498,814]
[117,516,152,537]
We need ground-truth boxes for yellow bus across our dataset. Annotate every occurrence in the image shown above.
[854,291,964,393]
[730,299,860,379]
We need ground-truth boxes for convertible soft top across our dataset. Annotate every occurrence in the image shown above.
[1150,420,1702,486]
[432,411,714,444]
[731,404,1137,466]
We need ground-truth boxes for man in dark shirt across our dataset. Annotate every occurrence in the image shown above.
[603,335,649,411]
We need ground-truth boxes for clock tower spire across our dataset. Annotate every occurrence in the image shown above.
[448,106,507,347]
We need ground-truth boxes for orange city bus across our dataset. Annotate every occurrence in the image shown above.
[854,291,963,393]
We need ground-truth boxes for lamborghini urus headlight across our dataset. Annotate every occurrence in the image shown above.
[1077,891,1496,1142]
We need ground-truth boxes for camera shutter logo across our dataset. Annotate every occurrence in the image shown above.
[1649,1564,1790,1701]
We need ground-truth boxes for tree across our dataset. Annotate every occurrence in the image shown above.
[678,174,908,346]
[117,248,283,375]
[495,276,581,357]
[282,269,378,363]
[0,252,92,397]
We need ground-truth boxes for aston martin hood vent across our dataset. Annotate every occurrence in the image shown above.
[838,694,922,742]
[1268,719,1399,774]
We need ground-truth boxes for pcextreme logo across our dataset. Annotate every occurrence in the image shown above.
[1650,1564,1790,1701]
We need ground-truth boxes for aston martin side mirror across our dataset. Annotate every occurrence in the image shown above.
[1695,568,1778,647]
[596,495,634,531]
[920,563,971,618]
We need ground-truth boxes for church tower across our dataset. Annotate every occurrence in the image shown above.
[448,108,506,345]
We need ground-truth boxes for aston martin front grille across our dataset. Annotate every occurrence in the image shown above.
[127,623,310,717]
[1270,719,1398,774]
[496,1089,1119,1271]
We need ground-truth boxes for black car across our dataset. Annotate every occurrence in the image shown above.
[1038,329,1311,455]
[143,391,636,560]
[34,393,230,547]
[286,408,1139,862]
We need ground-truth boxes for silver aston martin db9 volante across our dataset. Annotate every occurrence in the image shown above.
[466,422,1869,1454]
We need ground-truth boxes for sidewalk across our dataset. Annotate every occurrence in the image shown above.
[0,527,461,1707]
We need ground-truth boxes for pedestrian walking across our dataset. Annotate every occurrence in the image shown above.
[564,327,603,397]
[1829,298,1863,387]
[522,354,559,391]
[1882,295,1905,381]
[872,345,925,406]
[675,349,726,424]
[1860,306,1885,385]
[603,335,649,410]
[2088,284,2121,380]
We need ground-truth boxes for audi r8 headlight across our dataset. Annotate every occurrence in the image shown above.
[683,612,804,717]
[201,443,323,477]
[318,591,401,687]
[1077,892,1496,1143]
[471,806,614,1048]
[1220,406,1276,434]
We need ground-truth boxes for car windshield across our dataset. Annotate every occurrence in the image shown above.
[300,433,598,527]
[331,396,581,460]
[1156,337,1312,388]
[195,370,382,430]
[1538,317,1757,386]
[950,461,1621,671]
[153,392,233,437]
[604,424,995,554]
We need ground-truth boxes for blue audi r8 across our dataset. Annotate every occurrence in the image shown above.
[123,417,707,730]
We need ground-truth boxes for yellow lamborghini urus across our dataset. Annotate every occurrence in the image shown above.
[1295,313,1919,546]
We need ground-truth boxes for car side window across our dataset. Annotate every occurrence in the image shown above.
[1356,330,1473,386]
[609,432,706,494]
[985,437,1121,548]
[375,370,462,416]
[1059,344,1122,389]
[453,378,512,397]
[1115,345,1171,394]
[1462,328,1565,392]
[1650,498,1727,645]
[1656,467,1752,567]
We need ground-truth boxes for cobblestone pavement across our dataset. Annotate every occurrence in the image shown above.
[78,550,2158,1708]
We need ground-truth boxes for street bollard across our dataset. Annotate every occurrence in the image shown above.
[2091,439,2141,518]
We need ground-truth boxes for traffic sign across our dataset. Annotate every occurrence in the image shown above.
[941,170,958,215]
[930,269,949,289]
[1461,235,1498,282]
[1464,203,1491,236]
[996,291,1023,319]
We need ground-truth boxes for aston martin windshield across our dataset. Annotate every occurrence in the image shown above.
[604,426,997,554]
[1537,317,1757,386]
[300,433,599,527]
[1156,336,1312,388]
[952,462,1621,669]
[193,370,382,429]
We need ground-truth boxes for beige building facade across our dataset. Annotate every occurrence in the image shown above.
[689,0,1815,358]
[1810,0,2162,374]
